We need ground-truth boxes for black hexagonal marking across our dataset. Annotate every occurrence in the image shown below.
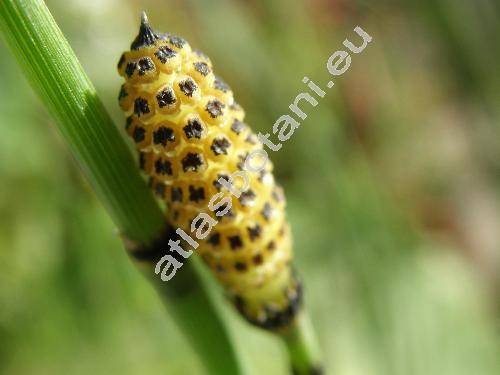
[206,99,225,118]
[239,189,256,206]
[139,152,146,170]
[210,137,231,156]
[230,119,245,134]
[188,185,205,202]
[261,202,272,221]
[133,97,150,117]
[179,77,198,97]
[193,61,210,76]
[181,152,204,172]
[267,240,276,251]
[183,118,204,139]
[154,183,166,198]
[208,232,220,246]
[132,126,145,143]
[154,46,177,64]
[171,187,183,202]
[153,126,175,146]
[234,261,247,272]
[138,56,155,75]
[156,87,176,108]
[118,85,128,101]
[236,152,249,171]
[214,76,230,92]
[168,35,186,49]
[216,206,234,219]
[125,116,133,130]
[154,158,172,175]
[247,223,262,241]
[252,254,263,265]
[228,235,243,250]
[125,61,136,77]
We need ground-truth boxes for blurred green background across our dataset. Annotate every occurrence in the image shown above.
[1,0,499,374]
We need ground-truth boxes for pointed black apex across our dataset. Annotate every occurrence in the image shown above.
[130,11,158,50]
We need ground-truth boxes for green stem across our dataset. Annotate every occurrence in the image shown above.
[281,312,323,375]
[0,0,243,373]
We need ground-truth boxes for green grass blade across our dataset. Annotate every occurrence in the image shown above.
[0,0,163,243]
